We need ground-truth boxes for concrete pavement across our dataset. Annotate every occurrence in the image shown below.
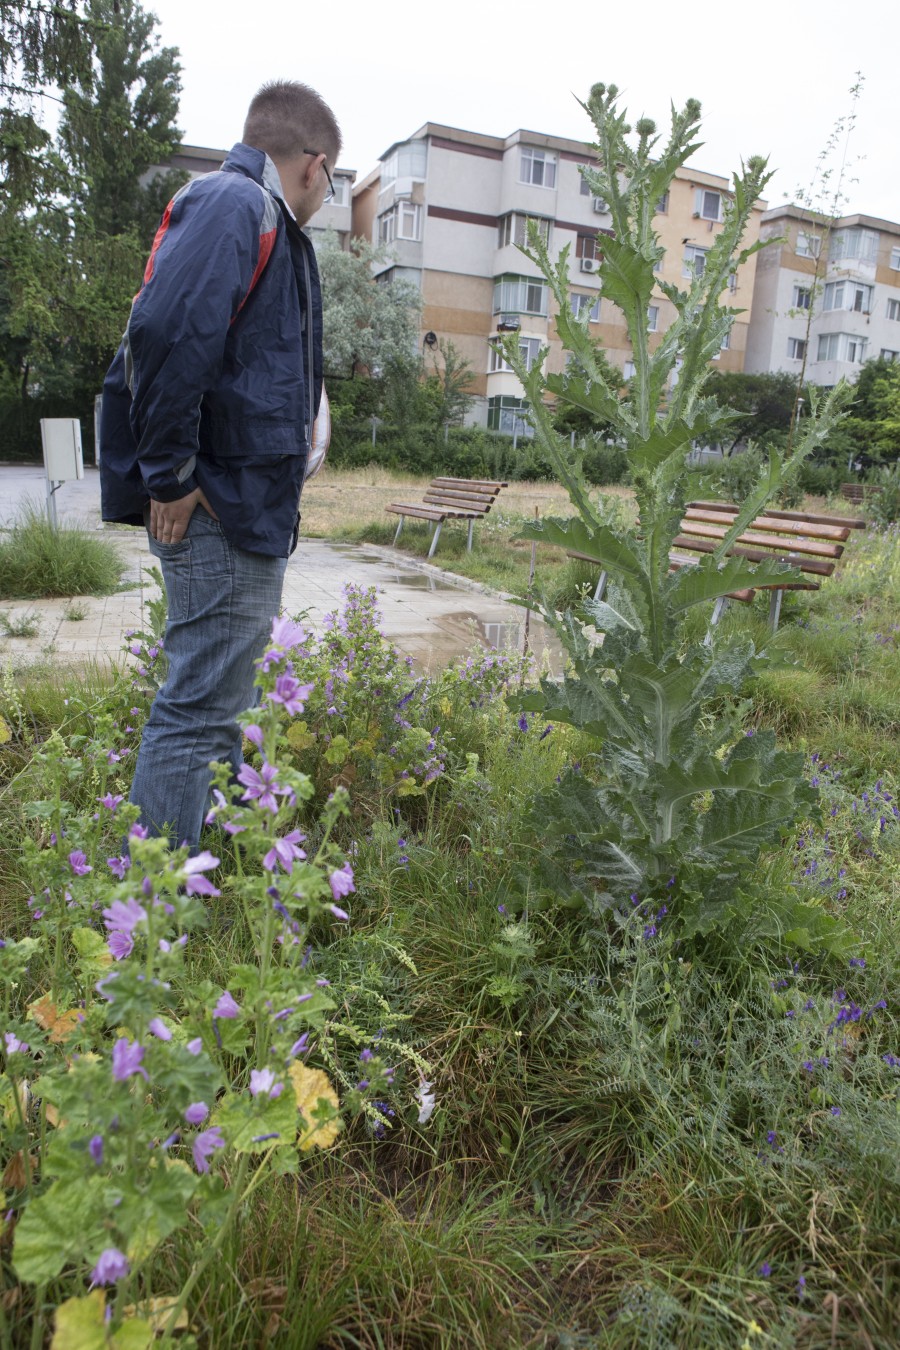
[0,465,559,672]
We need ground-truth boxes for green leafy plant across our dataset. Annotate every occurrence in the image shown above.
[0,506,124,599]
[500,83,853,940]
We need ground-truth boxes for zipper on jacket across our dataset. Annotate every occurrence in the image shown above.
[299,240,315,445]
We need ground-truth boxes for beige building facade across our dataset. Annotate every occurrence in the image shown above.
[745,205,900,383]
[351,123,766,431]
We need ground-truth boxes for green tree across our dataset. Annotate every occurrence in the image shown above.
[706,370,801,454]
[426,339,476,427]
[59,0,185,244]
[315,233,421,380]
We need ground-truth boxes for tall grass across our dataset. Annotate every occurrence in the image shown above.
[0,505,124,598]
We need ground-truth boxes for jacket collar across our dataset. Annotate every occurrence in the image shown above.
[222,143,293,216]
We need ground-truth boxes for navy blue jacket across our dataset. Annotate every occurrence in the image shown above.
[100,144,323,557]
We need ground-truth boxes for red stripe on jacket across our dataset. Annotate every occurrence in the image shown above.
[233,227,277,320]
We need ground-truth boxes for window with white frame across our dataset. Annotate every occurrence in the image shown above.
[492,275,549,316]
[648,305,659,331]
[330,177,351,207]
[817,332,868,363]
[822,280,872,312]
[891,246,900,269]
[380,140,427,186]
[497,213,552,248]
[682,245,708,278]
[487,395,532,436]
[377,202,421,244]
[519,146,557,188]
[576,234,600,261]
[695,189,723,221]
[579,173,592,196]
[489,336,541,373]
[720,330,731,350]
[623,360,636,380]
[888,297,900,321]
[655,191,669,214]
[787,337,807,360]
[570,292,601,322]
[796,231,821,259]
[830,227,879,264]
[881,348,900,361]
[792,284,811,310]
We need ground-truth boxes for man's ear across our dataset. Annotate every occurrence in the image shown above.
[302,152,324,189]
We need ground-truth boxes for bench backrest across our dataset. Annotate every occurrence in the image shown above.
[422,477,509,517]
[676,502,864,581]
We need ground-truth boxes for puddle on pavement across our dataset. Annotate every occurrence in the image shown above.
[417,608,564,675]
[379,571,459,592]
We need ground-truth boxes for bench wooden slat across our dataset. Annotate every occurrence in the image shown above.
[687,500,866,530]
[672,534,836,577]
[388,475,509,556]
[423,494,496,513]
[683,508,851,544]
[386,504,447,521]
[678,521,845,559]
[431,477,509,490]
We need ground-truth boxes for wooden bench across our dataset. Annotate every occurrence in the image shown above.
[387,477,509,558]
[840,482,882,506]
[569,499,865,631]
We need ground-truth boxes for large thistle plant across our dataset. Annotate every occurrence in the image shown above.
[504,84,852,943]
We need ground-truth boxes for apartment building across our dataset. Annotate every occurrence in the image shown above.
[351,123,766,431]
[146,145,357,247]
[745,206,900,382]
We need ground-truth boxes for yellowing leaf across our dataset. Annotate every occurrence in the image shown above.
[288,1063,341,1152]
[51,1291,107,1350]
[286,720,316,753]
[28,996,81,1045]
[123,1297,189,1334]
[0,715,11,745]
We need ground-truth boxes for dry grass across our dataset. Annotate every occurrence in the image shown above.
[301,466,635,537]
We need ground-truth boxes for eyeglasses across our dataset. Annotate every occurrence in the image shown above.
[303,148,335,204]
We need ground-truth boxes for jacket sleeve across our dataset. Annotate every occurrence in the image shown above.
[124,177,268,501]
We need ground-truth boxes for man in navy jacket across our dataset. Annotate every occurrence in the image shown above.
[101,80,340,847]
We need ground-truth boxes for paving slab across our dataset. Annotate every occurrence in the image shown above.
[0,465,560,672]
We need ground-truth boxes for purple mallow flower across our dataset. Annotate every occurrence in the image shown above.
[4,1032,29,1055]
[148,1018,172,1041]
[182,850,221,897]
[98,793,125,813]
[263,830,307,874]
[329,862,355,902]
[186,1037,203,1056]
[238,761,291,813]
[107,855,130,879]
[249,1067,284,1098]
[184,1102,209,1124]
[192,1126,225,1173]
[267,674,314,717]
[213,990,241,1020]
[68,850,92,876]
[88,1134,104,1165]
[90,1247,130,1285]
[112,1037,148,1083]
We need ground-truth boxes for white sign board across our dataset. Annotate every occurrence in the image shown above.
[40,418,84,481]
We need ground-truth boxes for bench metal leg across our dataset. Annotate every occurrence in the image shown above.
[768,589,784,632]
[704,595,729,646]
[594,570,608,603]
[427,521,443,558]
[393,517,404,546]
[467,519,474,552]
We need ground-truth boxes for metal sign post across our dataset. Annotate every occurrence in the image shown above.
[40,418,84,528]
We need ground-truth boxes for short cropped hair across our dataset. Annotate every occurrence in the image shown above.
[243,81,342,165]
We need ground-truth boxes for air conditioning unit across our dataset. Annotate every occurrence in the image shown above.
[592,197,608,214]
[497,314,520,331]
[580,257,599,273]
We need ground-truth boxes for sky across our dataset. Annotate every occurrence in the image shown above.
[140,0,899,223]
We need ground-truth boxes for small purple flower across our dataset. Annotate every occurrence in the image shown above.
[249,1067,284,1098]
[148,1018,172,1041]
[830,1106,841,1116]
[88,1134,104,1165]
[213,991,240,1020]
[68,850,92,876]
[796,1275,807,1299]
[288,1033,309,1059]
[270,615,307,651]
[517,713,528,732]
[758,1262,771,1277]
[238,761,291,813]
[4,1031,29,1055]
[329,862,355,902]
[186,1037,203,1056]
[183,851,221,898]
[263,830,307,874]
[192,1126,225,1173]
[98,793,125,813]
[267,674,314,717]
[243,722,265,747]
[103,897,147,938]
[849,957,866,968]
[329,904,349,921]
[184,1102,209,1124]
[107,931,133,960]
[107,855,130,879]
[112,1037,148,1083]
[90,1247,130,1286]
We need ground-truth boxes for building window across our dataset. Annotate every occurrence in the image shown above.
[823,280,873,312]
[888,298,900,321]
[381,140,427,186]
[570,292,601,322]
[822,281,843,311]
[576,234,601,261]
[881,348,900,361]
[796,231,821,259]
[580,173,592,196]
[891,246,900,270]
[792,284,811,310]
[648,305,659,332]
[492,275,549,316]
[655,191,669,214]
[817,332,867,363]
[623,360,636,380]
[682,245,708,278]
[830,227,879,264]
[720,330,731,350]
[330,177,351,207]
[489,336,541,373]
[695,189,723,221]
[487,395,533,436]
[498,213,552,248]
[377,202,421,244]
[519,146,557,188]
[787,337,807,360]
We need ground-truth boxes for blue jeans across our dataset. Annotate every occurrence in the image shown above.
[130,506,287,848]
